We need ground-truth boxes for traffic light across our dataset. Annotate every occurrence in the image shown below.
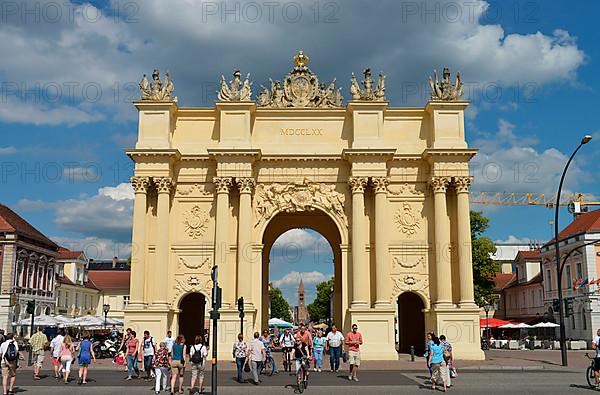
[552,299,560,313]
[564,298,574,317]
[237,297,244,313]
[26,300,35,315]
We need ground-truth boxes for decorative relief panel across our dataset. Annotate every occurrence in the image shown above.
[183,206,210,239]
[394,203,422,237]
[177,255,211,270]
[391,275,429,298]
[392,254,425,270]
[254,181,347,227]
[171,276,211,305]
[387,183,425,197]
[176,184,212,197]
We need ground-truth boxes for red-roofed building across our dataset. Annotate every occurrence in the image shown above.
[55,249,99,317]
[0,204,58,335]
[87,270,130,321]
[541,209,600,345]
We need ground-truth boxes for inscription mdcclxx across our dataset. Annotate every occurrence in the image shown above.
[280,127,324,136]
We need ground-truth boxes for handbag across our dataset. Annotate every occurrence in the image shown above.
[244,362,251,372]
[342,351,347,363]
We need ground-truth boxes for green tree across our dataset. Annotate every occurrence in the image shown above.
[470,211,499,306]
[269,287,291,322]
[307,278,334,322]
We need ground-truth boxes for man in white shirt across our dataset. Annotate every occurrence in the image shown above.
[1,333,22,395]
[189,337,208,392]
[325,325,344,372]
[592,328,600,385]
[164,331,175,355]
[50,329,65,379]
[247,332,266,385]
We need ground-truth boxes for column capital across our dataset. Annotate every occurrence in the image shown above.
[454,176,473,194]
[154,177,174,194]
[236,177,256,194]
[429,176,450,193]
[130,176,150,194]
[371,176,390,194]
[348,177,368,193]
[214,176,233,194]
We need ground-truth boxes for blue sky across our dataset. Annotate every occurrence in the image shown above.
[1,1,599,305]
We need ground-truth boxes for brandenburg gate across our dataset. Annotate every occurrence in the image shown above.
[125,52,484,360]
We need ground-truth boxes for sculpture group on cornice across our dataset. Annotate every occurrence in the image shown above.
[350,68,386,102]
[137,52,464,104]
[139,69,176,102]
[428,67,464,101]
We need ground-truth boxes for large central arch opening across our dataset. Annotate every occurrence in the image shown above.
[261,209,342,330]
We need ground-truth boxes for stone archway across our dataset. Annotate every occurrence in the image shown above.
[261,209,343,331]
[397,291,426,354]
[178,292,206,348]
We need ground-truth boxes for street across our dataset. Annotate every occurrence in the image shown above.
[6,369,595,394]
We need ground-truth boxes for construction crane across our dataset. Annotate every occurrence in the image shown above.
[469,192,600,213]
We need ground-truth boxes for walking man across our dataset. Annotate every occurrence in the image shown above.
[345,324,363,382]
[140,330,156,381]
[247,332,266,385]
[325,324,344,372]
[50,329,65,379]
[29,326,47,380]
[592,328,600,385]
[1,333,22,395]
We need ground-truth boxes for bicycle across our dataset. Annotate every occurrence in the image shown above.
[296,356,310,393]
[585,352,598,388]
[261,349,275,376]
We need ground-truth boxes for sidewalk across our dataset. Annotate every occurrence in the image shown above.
[22,349,589,373]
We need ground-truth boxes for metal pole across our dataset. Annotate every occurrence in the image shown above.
[486,310,489,342]
[554,141,585,367]
[28,310,34,366]
[211,310,218,395]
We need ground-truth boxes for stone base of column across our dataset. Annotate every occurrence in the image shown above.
[374,300,393,309]
[348,307,398,360]
[124,307,169,338]
[431,307,484,360]
[350,301,369,310]
[459,301,479,309]
[149,301,170,310]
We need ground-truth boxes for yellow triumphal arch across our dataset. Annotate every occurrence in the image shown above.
[125,53,484,360]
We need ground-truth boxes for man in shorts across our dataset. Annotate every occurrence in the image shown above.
[345,324,363,382]
[28,326,47,380]
[1,333,22,395]
[50,329,65,379]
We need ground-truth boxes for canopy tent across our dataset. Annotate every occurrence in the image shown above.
[268,318,293,328]
[16,314,62,327]
[479,317,511,328]
[533,322,560,328]
[499,322,533,329]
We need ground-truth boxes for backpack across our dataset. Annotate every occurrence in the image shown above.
[4,341,18,362]
[191,345,204,364]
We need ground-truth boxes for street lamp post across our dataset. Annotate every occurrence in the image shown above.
[329,285,334,326]
[554,134,592,367]
[483,302,492,350]
[103,304,110,329]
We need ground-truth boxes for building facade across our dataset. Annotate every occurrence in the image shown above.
[0,204,58,334]
[541,210,600,345]
[125,53,483,360]
[55,249,99,317]
[88,267,131,322]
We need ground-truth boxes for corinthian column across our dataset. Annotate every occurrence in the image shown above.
[214,177,233,308]
[153,176,173,308]
[349,177,369,308]
[455,176,476,307]
[430,176,452,307]
[372,176,391,307]
[129,176,149,307]
[236,177,255,309]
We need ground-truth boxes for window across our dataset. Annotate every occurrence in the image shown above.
[15,261,23,287]
[27,265,34,288]
[76,267,82,284]
[547,270,552,291]
[84,295,88,310]
[565,265,572,289]
[521,292,525,307]
[57,290,62,307]
[123,296,130,309]
[572,314,576,330]
[583,308,587,331]
[538,290,542,306]
[65,291,70,308]
[576,263,583,279]
[37,266,43,289]
[75,293,79,308]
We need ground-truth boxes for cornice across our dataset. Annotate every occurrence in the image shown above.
[126,149,181,161]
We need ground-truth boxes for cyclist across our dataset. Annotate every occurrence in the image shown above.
[259,330,278,374]
[279,328,295,371]
[297,324,313,356]
[292,336,309,374]
[592,328,600,385]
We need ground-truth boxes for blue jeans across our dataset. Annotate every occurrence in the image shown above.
[329,346,341,371]
[127,354,139,377]
[235,357,246,383]
[313,348,323,369]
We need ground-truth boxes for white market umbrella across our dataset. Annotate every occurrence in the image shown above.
[498,323,516,329]
[72,315,105,327]
[533,322,559,328]
[268,318,293,328]
[512,323,533,329]
[17,314,59,327]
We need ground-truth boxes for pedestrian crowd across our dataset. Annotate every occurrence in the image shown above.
[424,331,456,392]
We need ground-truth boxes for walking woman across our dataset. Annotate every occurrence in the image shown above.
[169,335,187,395]
[428,335,448,392]
[153,342,171,394]
[60,335,75,384]
[440,335,453,387]
[424,332,435,380]
[76,333,96,385]
[232,333,248,383]
[312,330,325,372]
[125,331,140,380]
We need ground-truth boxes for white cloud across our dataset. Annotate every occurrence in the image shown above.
[494,235,532,244]
[0,146,17,155]
[98,183,134,201]
[13,199,55,212]
[272,271,329,289]
[273,228,327,250]
[111,132,137,148]
[51,235,132,260]
[62,166,101,182]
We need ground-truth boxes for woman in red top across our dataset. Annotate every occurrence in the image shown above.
[153,342,170,394]
[125,331,140,380]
